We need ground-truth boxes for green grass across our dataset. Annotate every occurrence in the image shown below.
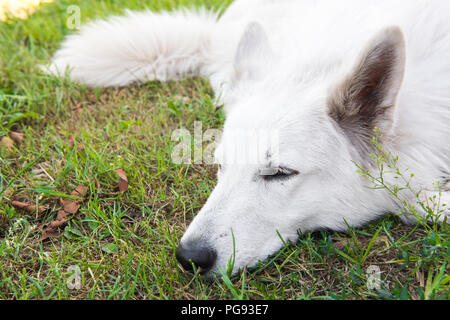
[0,0,448,300]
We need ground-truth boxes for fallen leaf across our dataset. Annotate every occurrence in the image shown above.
[59,185,88,212]
[61,200,80,215]
[71,185,88,198]
[41,225,61,240]
[9,131,24,144]
[72,103,82,112]
[1,136,14,150]
[12,200,48,214]
[68,135,75,147]
[67,135,84,151]
[41,185,88,241]
[42,211,70,240]
[114,169,128,193]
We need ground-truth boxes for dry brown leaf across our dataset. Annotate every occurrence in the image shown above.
[114,169,129,193]
[41,185,88,241]
[44,210,67,228]
[59,185,87,213]
[41,229,60,240]
[61,200,81,215]
[68,135,75,147]
[55,208,73,221]
[72,103,83,112]
[67,136,84,151]
[12,201,48,214]
[1,136,14,150]
[71,185,88,198]
[42,213,71,240]
[41,217,63,240]
[9,131,24,144]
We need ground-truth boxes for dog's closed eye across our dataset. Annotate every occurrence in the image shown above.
[259,167,299,181]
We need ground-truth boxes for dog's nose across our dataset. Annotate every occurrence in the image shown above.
[175,243,217,274]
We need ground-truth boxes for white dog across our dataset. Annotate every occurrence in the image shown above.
[48,0,450,278]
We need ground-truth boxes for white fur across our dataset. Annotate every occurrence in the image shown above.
[47,8,218,86]
[47,0,450,277]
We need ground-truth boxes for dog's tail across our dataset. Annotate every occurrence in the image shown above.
[46,8,219,87]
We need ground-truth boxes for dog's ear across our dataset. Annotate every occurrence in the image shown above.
[328,26,406,155]
[233,22,273,82]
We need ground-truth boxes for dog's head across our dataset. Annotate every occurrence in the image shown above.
[176,23,406,278]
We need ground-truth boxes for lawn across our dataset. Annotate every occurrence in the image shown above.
[0,0,448,300]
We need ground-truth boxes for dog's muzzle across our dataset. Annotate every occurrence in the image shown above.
[175,243,217,275]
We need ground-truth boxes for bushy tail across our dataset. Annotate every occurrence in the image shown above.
[46,8,219,87]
